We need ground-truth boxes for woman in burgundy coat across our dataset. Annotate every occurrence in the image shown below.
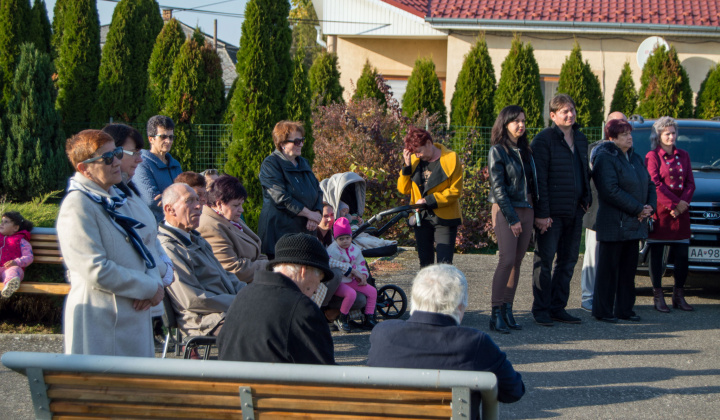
[645,117,695,313]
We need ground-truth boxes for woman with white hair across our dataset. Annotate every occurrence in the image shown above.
[367,264,525,414]
[645,117,695,312]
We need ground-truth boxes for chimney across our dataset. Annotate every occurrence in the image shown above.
[162,9,172,21]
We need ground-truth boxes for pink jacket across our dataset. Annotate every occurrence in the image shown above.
[327,241,368,283]
[0,230,33,269]
[645,147,695,241]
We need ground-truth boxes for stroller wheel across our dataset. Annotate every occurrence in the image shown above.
[377,285,407,319]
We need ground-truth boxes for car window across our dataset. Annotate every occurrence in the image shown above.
[632,127,720,170]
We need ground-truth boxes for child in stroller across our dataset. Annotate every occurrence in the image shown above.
[327,217,378,333]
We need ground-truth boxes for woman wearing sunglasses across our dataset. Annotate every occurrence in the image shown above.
[258,121,323,259]
[57,130,165,357]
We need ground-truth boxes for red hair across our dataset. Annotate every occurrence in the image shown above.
[404,127,432,153]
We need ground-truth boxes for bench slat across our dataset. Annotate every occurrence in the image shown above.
[16,282,70,295]
[50,401,241,419]
[256,413,442,420]
[30,234,58,241]
[45,374,452,402]
[254,397,451,417]
[32,255,63,264]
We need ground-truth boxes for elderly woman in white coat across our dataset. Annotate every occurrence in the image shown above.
[57,130,165,357]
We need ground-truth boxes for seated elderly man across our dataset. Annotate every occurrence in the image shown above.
[368,264,525,416]
[218,233,335,365]
[158,183,246,338]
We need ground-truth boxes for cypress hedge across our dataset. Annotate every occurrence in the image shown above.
[3,43,66,201]
[450,36,496,127]
[637,45,693,118]
[609,62,638,117]
[96,0,163,123]
[309,51,344,107]
[557,42,604,127]
[286,48,314,164]
[695,65,720,120]
[402,57,447,124]
[55,0,100,134]
[494,35,544,128]
[142,18,186,122]
[353,60,385,107]
[0,0,32,107]
[29,0,52,55]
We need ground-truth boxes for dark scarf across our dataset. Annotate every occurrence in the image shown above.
[68,178,156,269]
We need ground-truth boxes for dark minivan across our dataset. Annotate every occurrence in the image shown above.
[629,118,720,274]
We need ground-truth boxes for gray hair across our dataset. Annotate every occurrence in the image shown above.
[410,264,468,324]
[161,183,191,209]
[147,115,175,137]
[273,263,321,279]
[649,116,678,150]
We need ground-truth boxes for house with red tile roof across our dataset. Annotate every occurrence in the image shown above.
[313,0,720,123]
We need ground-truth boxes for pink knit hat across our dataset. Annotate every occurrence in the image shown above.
[334,217,352,239]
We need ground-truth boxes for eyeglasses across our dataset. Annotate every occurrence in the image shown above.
[123,149,142,157]
[154,134,174,141]
[284,137,305,146]
[83,147,124,165]
[201,169,218,176]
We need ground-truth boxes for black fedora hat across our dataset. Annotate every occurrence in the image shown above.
[267,233,334,281]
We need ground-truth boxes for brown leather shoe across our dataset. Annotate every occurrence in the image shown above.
[672,287,694,311]
[653,288,670,313]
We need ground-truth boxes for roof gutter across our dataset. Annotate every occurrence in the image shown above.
[425,18,720,38]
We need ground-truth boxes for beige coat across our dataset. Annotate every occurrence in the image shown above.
[197,206,268,283]
[57,173,163,357]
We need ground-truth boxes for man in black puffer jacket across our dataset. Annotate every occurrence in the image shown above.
[530,94,591,326]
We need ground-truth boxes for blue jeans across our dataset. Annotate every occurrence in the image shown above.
[531,207,584,317]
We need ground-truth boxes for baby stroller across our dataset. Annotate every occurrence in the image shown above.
[321,172,418,319]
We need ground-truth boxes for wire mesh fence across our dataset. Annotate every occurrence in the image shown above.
[65,122,604,174]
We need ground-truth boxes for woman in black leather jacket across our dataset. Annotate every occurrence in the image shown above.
[488,105,538,333]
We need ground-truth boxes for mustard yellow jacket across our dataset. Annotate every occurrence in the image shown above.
[397,143,463,222]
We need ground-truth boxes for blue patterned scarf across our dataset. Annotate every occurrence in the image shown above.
[68,178,156,269]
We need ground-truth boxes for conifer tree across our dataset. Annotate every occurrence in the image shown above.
[3,43,66,201]
[163,29,225,171]
[272,0,293,111]
[50,0,67,60]
[55,0,100,134]
[695,65,720,119]
[637,45,693,118]
[557,42,604,127]
[290,0,321,68]
[286,48,314,164]
[142,18,186,121]
[309,51,344,107]
[609,62,638,117]
[494,35,544,128]
[29,0,52,55]
[96,0,163,123]
[450,36,496,127]
[225,0,293,227]
[0,0,32,107]
[402,57,447,124]
[353,60,385,107]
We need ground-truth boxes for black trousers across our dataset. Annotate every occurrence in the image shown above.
[592,240,639,319]
[531,208,584,316]
[414,223,458,267]
[648,243,689,289]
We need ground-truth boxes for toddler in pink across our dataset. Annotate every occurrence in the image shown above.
[0,212,34,298]
[327,217,377,332]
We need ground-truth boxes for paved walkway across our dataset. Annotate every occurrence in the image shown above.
[1,250,719,419]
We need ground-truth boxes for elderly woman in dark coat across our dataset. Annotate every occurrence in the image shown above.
[258,121,323,259]
[591,119,656,323]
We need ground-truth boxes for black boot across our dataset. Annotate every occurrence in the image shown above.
[502,303,522,330]
[361,313,378,330]
[334,314,352,333]
[489,306,510,334]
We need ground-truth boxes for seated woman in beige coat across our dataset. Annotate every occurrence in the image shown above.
[197,175,268,283]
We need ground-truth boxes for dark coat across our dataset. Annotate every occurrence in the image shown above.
[645,147,695,241]
[367,311,525,409]
[582,140,608,230]
[258,151,323,255]
[591,142,657,242]
[217,269,335,365]
[530,123,591,218]
[488,144,538,225]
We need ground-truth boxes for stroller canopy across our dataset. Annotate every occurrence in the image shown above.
[320,172,366,219]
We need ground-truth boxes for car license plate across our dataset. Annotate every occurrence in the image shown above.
[689,247,720,262]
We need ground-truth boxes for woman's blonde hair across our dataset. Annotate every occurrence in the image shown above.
[272,121,305,150]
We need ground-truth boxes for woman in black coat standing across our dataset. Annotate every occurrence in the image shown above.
[591,119,656,323]
[258,121,323,259]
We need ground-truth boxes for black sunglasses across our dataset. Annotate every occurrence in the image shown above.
[82,147,124,165]
[284,137,305,146]
[154,134,175,141]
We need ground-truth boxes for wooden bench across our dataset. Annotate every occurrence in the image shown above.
[2,351,500,420]
[12,227,70,296]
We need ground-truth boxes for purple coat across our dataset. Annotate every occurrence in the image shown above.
[645,147,695,241]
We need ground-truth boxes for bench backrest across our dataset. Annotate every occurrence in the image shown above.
[2,352,499,420]
[29,227,62,265]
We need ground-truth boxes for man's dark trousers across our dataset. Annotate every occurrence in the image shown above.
[532,205,584,317]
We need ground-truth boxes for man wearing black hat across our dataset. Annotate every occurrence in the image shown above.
[217,233,336,365]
